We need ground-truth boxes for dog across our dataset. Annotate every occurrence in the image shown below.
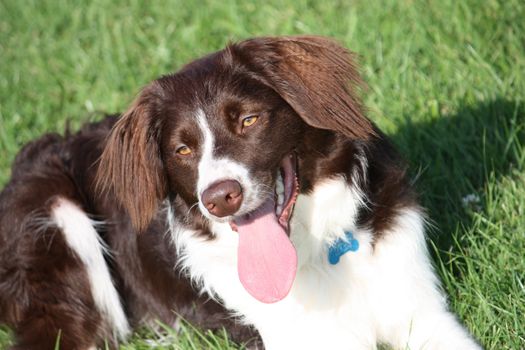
[0,36,481,349]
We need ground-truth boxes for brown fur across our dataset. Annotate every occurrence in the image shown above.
[229,36,374,139]
[96,84,168,232]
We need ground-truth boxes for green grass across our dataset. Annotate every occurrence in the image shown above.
[120,321,247,350]
[1,0,524,348]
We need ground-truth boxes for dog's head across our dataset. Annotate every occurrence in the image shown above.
[97,36,373,302]
[97,36,373,232]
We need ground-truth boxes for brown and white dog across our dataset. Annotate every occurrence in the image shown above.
[0,36,481,349]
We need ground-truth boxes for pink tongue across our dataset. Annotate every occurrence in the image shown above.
[235,199,297,303]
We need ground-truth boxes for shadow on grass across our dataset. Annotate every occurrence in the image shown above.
[392,98,524,251]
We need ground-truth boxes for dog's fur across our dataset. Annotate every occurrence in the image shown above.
[0,36,481,349]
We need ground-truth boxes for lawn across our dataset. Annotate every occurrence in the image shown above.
[0,0,524,349]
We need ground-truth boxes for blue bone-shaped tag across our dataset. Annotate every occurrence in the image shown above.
[328,231,359,265]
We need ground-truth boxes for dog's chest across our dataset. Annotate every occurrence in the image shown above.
[171,178,379,348]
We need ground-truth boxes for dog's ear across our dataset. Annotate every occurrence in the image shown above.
[230,36,374,139]
[96,83,167,232]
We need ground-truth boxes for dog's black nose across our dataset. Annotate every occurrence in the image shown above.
[201,180,243,217]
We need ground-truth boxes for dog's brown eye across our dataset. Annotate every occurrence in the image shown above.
[176,145,192,155]
[242,115,258,128]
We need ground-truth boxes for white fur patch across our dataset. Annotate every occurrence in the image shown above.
[170,177,480,349]
[195,109,260,220]
[52,198,130,340]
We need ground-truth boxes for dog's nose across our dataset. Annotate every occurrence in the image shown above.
[201,180,243,217]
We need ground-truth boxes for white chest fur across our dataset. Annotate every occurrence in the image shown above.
[169,178,480,350]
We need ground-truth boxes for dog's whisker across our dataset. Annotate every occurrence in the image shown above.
[185,201,200,217]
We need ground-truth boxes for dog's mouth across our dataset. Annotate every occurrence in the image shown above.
[231,154,299,304]
[230,154,299,234]
[275,154,300,231]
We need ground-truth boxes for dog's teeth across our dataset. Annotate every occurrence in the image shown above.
[276,174,284,194]
[277,191,284,204]
[276,174,285,215]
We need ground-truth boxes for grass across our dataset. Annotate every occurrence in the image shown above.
[120,321,245,350]
[0,0,524,348]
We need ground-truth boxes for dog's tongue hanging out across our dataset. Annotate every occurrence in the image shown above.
[234,156,298,303]
[235,200,296,303]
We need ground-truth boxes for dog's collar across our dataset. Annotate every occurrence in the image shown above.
[328,231,359,265]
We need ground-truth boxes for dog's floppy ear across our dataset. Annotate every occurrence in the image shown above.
[230,36,374,139]
[96,82,167,232]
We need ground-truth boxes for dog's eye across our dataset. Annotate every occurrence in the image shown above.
[242,115,258,128]
[176,145,192,156]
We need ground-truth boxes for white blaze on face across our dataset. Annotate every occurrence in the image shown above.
[195,109,256,219]
[195,108,216,196]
